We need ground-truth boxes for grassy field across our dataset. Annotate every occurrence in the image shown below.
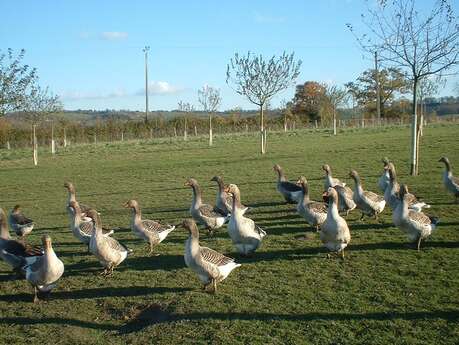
[0,124,458,345]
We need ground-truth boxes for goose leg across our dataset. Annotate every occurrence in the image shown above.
[360,212,365,221]
[340,249,345,260]
[211,279,217,294]
[417,236,422,251]
[33,286,39,304]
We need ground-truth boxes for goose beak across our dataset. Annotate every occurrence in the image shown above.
[184,181,191,187]
[123,202,130,208]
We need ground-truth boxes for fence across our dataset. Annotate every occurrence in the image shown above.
[0,115,458,151]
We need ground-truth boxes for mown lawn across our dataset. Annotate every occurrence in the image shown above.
[0,124,458,345]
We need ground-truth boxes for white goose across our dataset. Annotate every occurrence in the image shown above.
[350,170,386,220]
[378,157,391,192]
[320,187,351,259]
[273,164,302,203]
[439,157,459,203]
[296,177,327,232]
[185,178,228,235]
[182,219,241,293]
[211,175,248,215]
[87,209,131,276]
[393,184,439,251]
[124,199,175,255]
[225,184,266,255]
[23,235,64,303]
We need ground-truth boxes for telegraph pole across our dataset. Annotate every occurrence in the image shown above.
[374,51,381,121]
[143,46,150,124]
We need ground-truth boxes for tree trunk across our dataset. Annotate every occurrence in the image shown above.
[410,79,419,176]
[260,104,265,154]
[209,113,213,146]
[333,107,337,135]
[33,125,37,166]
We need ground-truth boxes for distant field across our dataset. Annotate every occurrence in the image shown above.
[0,124,458,344]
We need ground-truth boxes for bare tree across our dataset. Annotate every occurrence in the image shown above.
[198,85,221,146]
[348,0,459,175]
[0,48,38,116]
[324,85,349,135]
[226,51,301,154]
[178,101,194,141]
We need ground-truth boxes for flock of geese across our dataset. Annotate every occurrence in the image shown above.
[0,156,458,301]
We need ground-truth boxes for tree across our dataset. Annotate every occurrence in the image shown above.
[347,68,410,118]
[324,85,349,135]
[178,101,194,141]
[292,81,327,122]
[226,51,301,154]
[198,85,221,146]
[0,48,37,116]
[348,0,459,175]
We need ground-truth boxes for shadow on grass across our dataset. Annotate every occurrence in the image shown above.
[119,309,459,334]
[2,308,455,335]
[0,286,191,303]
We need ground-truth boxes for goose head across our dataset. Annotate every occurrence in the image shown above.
[349,169,359,181]
[181,218,199,237]
[184,178,198,188]
[124,199,139,209]
[42,234,53,251]
[322,164,331,175]
[224,183,240,196]
[64,182,75,192]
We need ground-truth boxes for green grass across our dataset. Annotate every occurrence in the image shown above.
[0,124,458,345]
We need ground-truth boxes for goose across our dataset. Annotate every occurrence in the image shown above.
[8,205,34,239]
[393,184,439,251]
[378,157,391,192]
[67,202,114,247]
[322,164,346,190]
[185,178,228,235]
[124,199,175,256]
[224,184,266,255]
[349,170,385,220]
[273,164,302,203]
[87,209,131,276]
[296,177,327,232]
[64,182,92,217]
[325,184,356,217]
[320,187,351,259]
[0,208,42,274]
[23,234,64,303]
[182,219,241,293]
[439,157,459,203]
[211,176,248,215]
[385,163,430,212]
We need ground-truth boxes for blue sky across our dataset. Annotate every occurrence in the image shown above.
[1,0,457,111]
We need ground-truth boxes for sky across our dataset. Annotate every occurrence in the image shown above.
[1,0,458,111]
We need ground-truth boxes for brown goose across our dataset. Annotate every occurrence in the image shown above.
[273,164,302,203]
[87,209,131,276]
[320,187,351,259]
[8,205,34,239]
[322,164,346,190]
[124,199,175,255]
[393,185,439,251]
[378,157,391,192]
[349,170,386,220]
[439,157,459,203]
[185,178,228,235]
[211,176,248,215]
[296,177,327,232]
[182,219,240,293]
[64,182,91,216]
[0,208,42,274]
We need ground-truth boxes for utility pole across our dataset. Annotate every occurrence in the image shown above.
[374,51,381,121]
[143,46,150,124]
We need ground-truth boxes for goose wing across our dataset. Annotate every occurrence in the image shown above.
[79,221,94,236]
[11,212,33,225]
[408,210,432,226]
[363,191,384,203]
[308,201,328,214]
[335,185,353,199]
[3,240,43,257]
[142,220,172,233]
[200,204,225,218]
[279,181,302,192]
[105,236,129,253]
[200,247,234,266]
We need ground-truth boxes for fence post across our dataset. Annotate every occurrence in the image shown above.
[194,125,197,136]
[121,132,124,141]
[6,141,10,150]
[33,125,38,166]
[63,127,67,147]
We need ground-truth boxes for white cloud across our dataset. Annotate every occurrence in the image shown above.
[254,12,286,24]
[100,31,128,40]
[136,81,185,96]
[61,89,128,101]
